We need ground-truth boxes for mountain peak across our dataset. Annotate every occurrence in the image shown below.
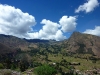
[66,31,100,57]
[71,31,82,36]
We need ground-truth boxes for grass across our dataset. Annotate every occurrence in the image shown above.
[48,54,100,71]
[0,69,12,75]
[1,53,100,74]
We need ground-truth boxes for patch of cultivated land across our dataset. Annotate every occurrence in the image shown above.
[48,54,100,71]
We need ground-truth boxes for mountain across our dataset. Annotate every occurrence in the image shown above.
[24,39,49,43]
[65,31,100,57]
[1,32,100,57]
[0,34,30,51]
[0,34,57,50]
[0,43,15,54]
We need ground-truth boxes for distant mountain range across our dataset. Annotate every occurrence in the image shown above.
[0,31,100,57]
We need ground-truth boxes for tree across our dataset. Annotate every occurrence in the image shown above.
[19,61,29,72]
[0,63,4,69]
[34,64,57,75]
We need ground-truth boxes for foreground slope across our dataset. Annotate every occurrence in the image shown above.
[0,34,31,51]
[0,43,15,54]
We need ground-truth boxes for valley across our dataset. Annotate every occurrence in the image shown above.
[0,31,100,75]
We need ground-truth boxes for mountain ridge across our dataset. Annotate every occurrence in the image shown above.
[65,31,100,57]
[0,31,100,57]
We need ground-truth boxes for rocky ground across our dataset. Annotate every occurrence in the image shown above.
[1,68,100,75]
[0,69,34,75]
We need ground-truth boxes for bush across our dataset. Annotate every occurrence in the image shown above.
[34,64,57,75]
[11,64,16,70]
[0,63,4,69]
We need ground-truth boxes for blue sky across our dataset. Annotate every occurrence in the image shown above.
[0,0,100,41]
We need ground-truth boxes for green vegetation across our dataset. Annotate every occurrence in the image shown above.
[0,69,12,75]
[1,33,100,75]
[0,63,4,69]
[34,64,56,75]
[0,46,100,75]
[1,44,100,75]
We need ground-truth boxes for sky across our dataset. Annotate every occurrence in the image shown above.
[0,0,100,41]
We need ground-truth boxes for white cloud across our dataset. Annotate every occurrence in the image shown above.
[75,0,99,13]
[38,19,66,41]
[59,16,77,32]
[55,30,66,41]
[84,26,100,36]
[0,4,77,41]
[28,32,39,39]
[0,4,36,38]
[28,18,67,41]
[40,19,60,35]
[36,16,77,41]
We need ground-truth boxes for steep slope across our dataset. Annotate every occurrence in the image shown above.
[0,43,15,54]
[0,34,57,51]
[0,34,30,50]
[66,31,100,57]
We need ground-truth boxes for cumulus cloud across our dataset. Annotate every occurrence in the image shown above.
[28,18,73,41]
[84,26,100,36]
[0,4,36,38]
[59,16,77,32]
[36,16,77,41]
[0,4,77,41]
[28,32,39,39]
[75,0,99,13]
[38,19,66,41]
[55,30,66,41]
[40,19,60,35]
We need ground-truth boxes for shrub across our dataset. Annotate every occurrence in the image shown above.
[34,64,57,75]
[0,63,4,69]
[11,64,16,70]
